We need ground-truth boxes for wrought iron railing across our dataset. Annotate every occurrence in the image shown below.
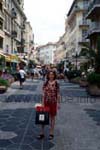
[88,0,100,12]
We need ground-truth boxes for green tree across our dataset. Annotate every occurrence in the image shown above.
[95,36,100,73]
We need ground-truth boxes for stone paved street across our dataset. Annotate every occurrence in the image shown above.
[0,79,100,150]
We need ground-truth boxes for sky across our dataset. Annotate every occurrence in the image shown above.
[24,0,74,45]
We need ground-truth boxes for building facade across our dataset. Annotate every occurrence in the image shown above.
[86,0,100,51]
[0,0,4,51]
[3,0,26,54]
[54,34,66,64]
[37,43,56,65]
[65,0,90,59]
[24,21,34,54]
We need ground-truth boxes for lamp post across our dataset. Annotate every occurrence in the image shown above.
[72,52,78,70]
[75,52,78,70]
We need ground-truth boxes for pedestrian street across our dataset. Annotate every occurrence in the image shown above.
[0,79,100,150]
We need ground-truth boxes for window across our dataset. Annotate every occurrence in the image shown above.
[8,16,11,32]
[4,14,7,30]
[0,3,2,11]
[0,19,3,30]
[6,45,9,53]
[82,29,87,38]
[5,0,7,7]
[0,37,3,49]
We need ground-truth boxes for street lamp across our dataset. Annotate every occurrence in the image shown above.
[75,52,78,70]
[72,52,78,70]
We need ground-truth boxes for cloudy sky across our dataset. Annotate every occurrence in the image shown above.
[24,0,73,45]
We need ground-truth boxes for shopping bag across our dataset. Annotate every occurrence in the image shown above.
[35,106,50,125]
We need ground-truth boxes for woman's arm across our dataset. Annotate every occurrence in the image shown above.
[42,82,46,105]
[56,81,61,103]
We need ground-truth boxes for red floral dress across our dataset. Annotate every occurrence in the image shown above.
[43,80,60,116]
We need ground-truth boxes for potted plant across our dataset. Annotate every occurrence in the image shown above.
[87,73,100,96]
[0,78,9,94]
[79,37,100,91]
[67,70,81,82]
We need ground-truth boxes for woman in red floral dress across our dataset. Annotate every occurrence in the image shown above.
[37,71,60,140]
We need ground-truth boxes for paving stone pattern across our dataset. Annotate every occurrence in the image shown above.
[0,79,100,150]
[84,109,100,126]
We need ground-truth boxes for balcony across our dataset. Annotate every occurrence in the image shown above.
[86,0,100,19]
[0,10,3,19]
[0,29,4,38]
[78,38,89,45]
[87,22,100,38]
[11,31,17,38]
[79,20,89,28]
[22,24,25,30]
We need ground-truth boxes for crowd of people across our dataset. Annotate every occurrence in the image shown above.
[16,64,69,89]
[28,65,69,80]
[0,63,69,89]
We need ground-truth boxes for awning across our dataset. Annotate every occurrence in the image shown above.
[0,52,11,62]
[0,52,20,63]
[9,54,19,63]
[5,56,11,62]
[0,52,6,57]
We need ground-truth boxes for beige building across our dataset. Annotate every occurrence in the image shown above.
[37,43,56,65]
[54,34,66,64]
[65,0,90,59]
[24,21,34,54]
[3,0,27,54]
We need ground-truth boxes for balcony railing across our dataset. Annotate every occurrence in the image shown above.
[83,4,89,10]
[88,22,100,36]
[79,38,89,44]
[79,20,89,26]
[0,10,3,18]
[0,28,4,37]
[87,0,100,13]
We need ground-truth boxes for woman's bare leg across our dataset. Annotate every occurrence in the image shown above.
[50,116,55,135]
[41,125,45,134]
[20,81,22,88]
[37,125,45,139]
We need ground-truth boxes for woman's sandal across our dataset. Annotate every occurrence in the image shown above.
[37,134,45,140]
[49,134,54,140]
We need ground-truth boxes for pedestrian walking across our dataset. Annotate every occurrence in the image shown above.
[64,67,69,81]
[34,67,40,79]
[41,67,47,81]
[18,67,26,89]
[30,68,34,80]
[37,71,60,140]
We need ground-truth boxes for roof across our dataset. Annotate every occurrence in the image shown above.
[37,42,56,50]
[67,0,76,16]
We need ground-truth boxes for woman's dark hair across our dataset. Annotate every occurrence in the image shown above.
[46,70,57,80]
[44,70,58,87]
